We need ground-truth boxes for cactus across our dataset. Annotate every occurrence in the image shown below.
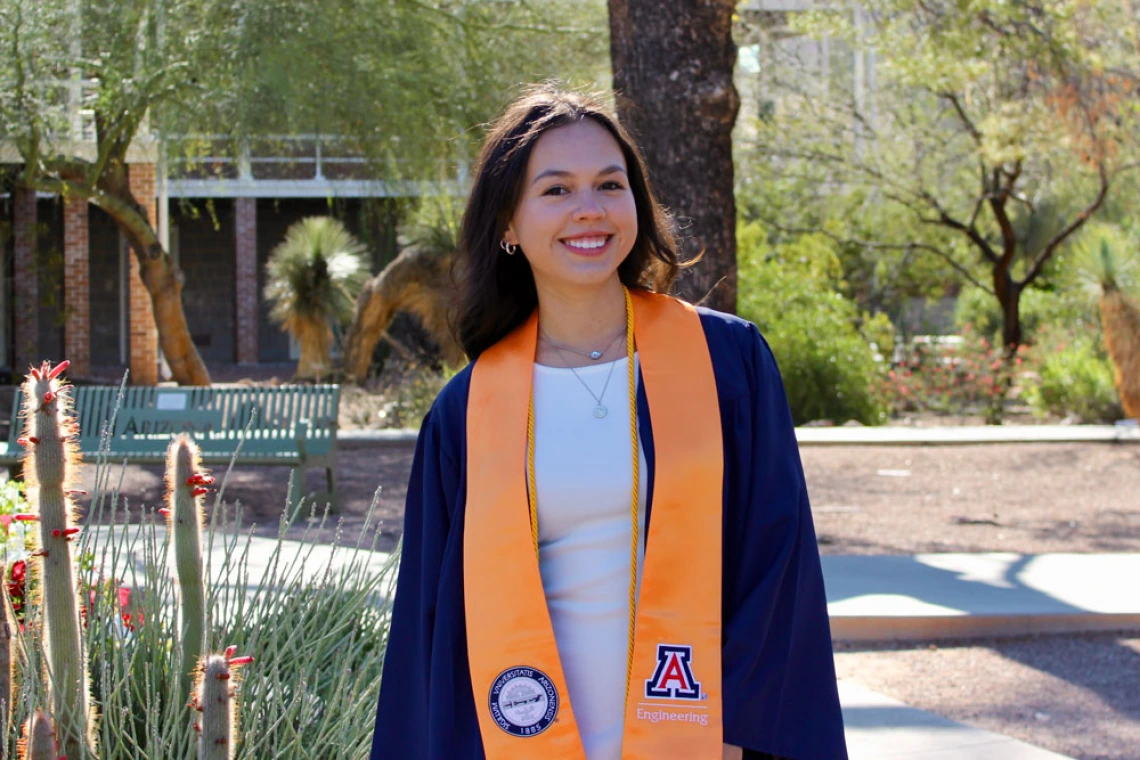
[0,570,13,737]
[164,435,213,703]
[20,710,58,760]
[20,361,94,759]
[193,649,252,760]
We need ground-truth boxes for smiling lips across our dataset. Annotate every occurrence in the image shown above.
[561,235,612,254]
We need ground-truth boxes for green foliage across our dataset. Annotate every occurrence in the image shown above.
[737,222,884,425]
[1068,222,1140,296]
[171,0,610,180]
[739,0,1140,351]
[3,471,395,758]
[952,286,1064,344]
[265,216,369,330]
[379,363,462,429]
[859,311,896,360]
[1024,324,1123,423]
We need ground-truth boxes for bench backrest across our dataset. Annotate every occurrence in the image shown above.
[7,384,340,459]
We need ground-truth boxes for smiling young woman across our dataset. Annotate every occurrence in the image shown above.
[369,86,848,760]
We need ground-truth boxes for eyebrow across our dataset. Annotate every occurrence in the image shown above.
[530,164,628,186]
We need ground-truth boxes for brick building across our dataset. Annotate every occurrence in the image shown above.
[1,143,405,385]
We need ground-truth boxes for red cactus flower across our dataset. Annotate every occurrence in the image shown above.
[47,360,69,379]
[228,655,254,666]
[13,514,39,522]
[42,391,55,404]
[191,487,211,498]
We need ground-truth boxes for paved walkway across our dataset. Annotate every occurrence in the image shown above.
[825,552,1140,641]
[841,681,1074,759]
[340,422,1140,448]
[79,525,1133,759]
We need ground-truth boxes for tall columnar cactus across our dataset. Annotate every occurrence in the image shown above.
[20,710,57,760]
[193,649,252,760]
[0,570,13,736]
[164,434,213,702]
[19,361,95,759]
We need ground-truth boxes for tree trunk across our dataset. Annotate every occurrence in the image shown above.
[342,246,464,384]
[1100,286,1140,419]
[608,0,741,312]
[114,213,211,386]
[34,174,211,386]
[294,319,333,381]
[996,274,1022,356]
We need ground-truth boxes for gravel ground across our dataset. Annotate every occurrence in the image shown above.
[801,443,1140,556]
[835,632,1140,760]
[73,441,1140,556]
[71,440,1140,758]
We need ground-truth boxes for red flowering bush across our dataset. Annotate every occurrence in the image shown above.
[876,327,1027,423]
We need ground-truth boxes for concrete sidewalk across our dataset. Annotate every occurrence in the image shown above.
[797,423,1140,446]
[340,422,1140,448]
[824,552,1140,641]
[81,530,1125,759]
[841,681,1074,759]
[85,528,1140,643]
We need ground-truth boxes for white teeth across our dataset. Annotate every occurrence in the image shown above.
[563,236,608,250]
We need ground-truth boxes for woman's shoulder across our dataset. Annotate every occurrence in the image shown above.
[430,362,475,424]
[695,306,760,349]
[695,306,778,401]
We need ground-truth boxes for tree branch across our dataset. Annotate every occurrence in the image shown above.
[1021,162,1111,286]
[938,90,983,144]
[917,190,1001,264]
[764,222,994,294]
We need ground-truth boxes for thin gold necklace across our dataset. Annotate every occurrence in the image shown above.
[526,285,640,702]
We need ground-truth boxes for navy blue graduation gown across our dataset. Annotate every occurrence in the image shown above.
[370,309,849,760]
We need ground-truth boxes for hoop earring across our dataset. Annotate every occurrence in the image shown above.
[500,239,518,256]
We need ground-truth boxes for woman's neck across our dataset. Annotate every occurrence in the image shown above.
[535,279,628,368]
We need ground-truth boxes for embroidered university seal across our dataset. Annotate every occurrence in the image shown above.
[488,667,559,737]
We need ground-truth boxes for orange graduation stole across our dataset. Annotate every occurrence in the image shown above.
[465,289,724,758]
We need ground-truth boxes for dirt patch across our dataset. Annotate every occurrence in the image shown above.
[835,632,1140,760]
[802,443,1140,555]
[73,441,1140,556]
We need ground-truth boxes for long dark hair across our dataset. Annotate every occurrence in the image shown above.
[454,86,681,360]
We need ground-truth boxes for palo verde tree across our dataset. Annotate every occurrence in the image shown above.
[0,0,242,385]
[747,0,1140,355]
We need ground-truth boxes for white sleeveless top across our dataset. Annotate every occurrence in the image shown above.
[531,355,648,760]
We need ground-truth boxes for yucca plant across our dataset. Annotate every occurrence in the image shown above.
[1073,224,1140,419]
[265,217,370,380]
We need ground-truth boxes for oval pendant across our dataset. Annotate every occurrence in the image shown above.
[589,350,603,360]
[593,405,608,419]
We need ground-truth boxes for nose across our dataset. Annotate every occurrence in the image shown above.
[573,191,605,221]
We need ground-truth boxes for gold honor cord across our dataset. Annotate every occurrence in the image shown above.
[526,285,640,702]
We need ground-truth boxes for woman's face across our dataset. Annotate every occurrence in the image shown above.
[504,119,638,296]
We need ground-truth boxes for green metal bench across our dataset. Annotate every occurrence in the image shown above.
[0,384,340,509]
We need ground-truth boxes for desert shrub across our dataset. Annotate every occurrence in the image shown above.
[379,362,461,428]
[737,223,885,425]
[876,328,1026,422]
[952,286,1064,345]
[1023,324,1124,423]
